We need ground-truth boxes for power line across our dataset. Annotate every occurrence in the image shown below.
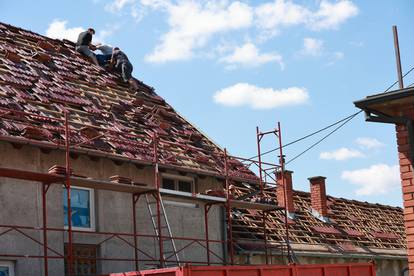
[284,65,414,165]
[246,64,414,163]
[285,111,361,165]
[384,65,414,92]
[246,111,362,161]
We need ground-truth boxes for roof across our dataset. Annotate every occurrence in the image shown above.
[0,22,257,181]
[354,86,414,120]
[231,184,406,258]
[0,22,406,258]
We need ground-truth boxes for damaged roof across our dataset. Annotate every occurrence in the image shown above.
[0,22,406,258]
[0,22,257,181]
[231,182,406,258]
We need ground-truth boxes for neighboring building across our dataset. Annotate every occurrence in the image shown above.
[0,22,408,276]
[355,86,414,276]
[231,172,407,276]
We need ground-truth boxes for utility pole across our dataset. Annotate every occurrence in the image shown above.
[392,25,404,89]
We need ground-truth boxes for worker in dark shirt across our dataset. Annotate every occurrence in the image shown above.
[110,47,138,89]
[75,28,99,66]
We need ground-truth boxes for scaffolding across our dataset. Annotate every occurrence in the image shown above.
[0,107,291,276]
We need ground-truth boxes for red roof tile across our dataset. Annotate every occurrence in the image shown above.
[0,22,258,181]
[231,184,405,254]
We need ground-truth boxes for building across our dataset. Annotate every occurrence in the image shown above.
[355,85,414,275]
[231,172,407,275]
[0,21,233,275]
[0,22,407,276]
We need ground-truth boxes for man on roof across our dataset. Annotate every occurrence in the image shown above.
[95,43,113,67]
[110,47,138,89]
[75,28,99,66]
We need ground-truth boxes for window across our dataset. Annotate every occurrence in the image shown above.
[162,178,175,190]
[63,187,95,230]
[161,174,194,193]
[178,180,192,193]
[65,244,97,276]
[0,261,14,276]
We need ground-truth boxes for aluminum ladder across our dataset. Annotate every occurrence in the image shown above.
[145,194,180,267]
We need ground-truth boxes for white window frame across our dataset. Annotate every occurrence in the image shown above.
[161,173,195,193]
[0,260,15,276]
[63,186,96,231]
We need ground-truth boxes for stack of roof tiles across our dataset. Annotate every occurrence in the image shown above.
[231,183,406,256]
[0,22,257,181]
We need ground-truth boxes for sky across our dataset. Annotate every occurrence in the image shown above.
[1,0,414,206]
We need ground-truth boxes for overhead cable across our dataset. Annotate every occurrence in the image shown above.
[384,65,414,92]
[285,111,361,165]
[284,65,414,164]
[247,64,414,162]
[246,111,362,161]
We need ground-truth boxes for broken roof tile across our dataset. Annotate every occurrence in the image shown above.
[231,183,405,254]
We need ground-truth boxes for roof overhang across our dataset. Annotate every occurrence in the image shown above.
[354,86,414,123]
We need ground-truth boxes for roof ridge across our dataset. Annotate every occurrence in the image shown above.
[293,189,402,210]
[0,21,158,95]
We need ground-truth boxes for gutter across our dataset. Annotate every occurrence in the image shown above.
[237,250,407,262]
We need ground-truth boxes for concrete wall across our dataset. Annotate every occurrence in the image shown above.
[0,141,224,275]
[236,253,408,276]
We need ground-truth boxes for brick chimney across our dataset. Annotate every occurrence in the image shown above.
[276,170,294,213]
[308,176,328,217]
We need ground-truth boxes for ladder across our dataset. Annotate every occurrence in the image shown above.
[145,194,180,267]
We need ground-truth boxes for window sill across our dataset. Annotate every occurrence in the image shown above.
[64,226,96,232]
[163,200,198,208]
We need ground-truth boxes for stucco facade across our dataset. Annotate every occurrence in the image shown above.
[0,141,225,275]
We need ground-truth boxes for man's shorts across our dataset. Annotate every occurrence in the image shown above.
[76,45,95,58]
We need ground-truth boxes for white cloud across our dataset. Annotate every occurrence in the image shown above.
[220,43,284,69]
[320,147,364,161]
[144,1,253,63]
[46,20,84,42]
[308,0,359,31]
[300,37,324,56]
[131,4,145,21]
[355,137,385,149]
[105,0,146,22]
[105,0,136,13]
[213,83,308,109]
[255,0,309,38]
[45,19,116,44]
[299,38,344,65]
[141,0,169,9]
[255,0,358,39]
[325,51,344,66]
[341,164,400,196]
[106,0,358,64]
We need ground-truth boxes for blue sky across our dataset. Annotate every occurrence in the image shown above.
[1,0,414,206]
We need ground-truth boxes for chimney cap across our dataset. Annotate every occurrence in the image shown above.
[308,176,326,181]
[278,169,294,174]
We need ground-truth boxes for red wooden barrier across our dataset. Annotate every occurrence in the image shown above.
[102,263,376,276]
